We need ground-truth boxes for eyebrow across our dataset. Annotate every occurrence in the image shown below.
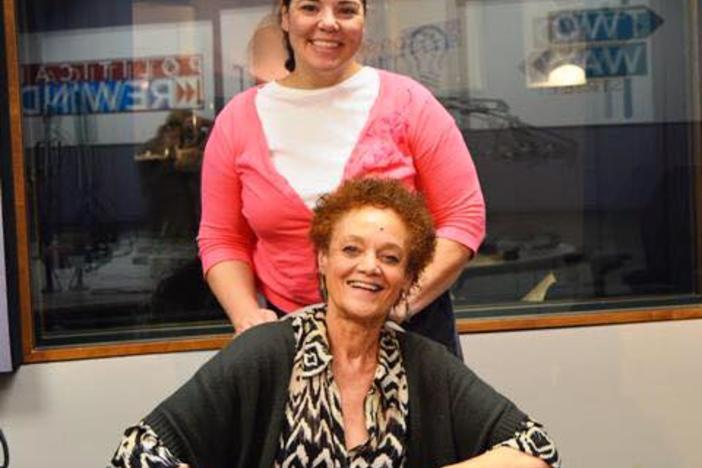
[340,235,404,252]
[296,0,362,6]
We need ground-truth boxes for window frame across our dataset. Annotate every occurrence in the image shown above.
[3,0,702,364]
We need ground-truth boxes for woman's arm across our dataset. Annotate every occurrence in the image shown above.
[442,352,562,468]
[443,447,549,468]
[110,423,189,468]
[392,85,485,321]
[198,105,276,332]
[206,260,277,333]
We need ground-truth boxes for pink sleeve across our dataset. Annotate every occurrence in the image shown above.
[197,106,257,274]
[409,89,486,254]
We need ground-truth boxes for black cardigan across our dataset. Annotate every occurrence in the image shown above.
[145,320,526,468]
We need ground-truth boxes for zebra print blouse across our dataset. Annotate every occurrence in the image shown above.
[275,306,409,467]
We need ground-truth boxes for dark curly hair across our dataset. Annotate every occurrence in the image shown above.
[310,178,435,285]
[278,0,368,72]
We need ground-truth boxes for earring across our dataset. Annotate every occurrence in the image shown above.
[319,273,328,303]
[401,292,411,322]
[391,290,412,323]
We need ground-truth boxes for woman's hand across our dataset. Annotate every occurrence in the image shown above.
[388,300,412,324]
[442,447,549,468]
[233,307,279,334]
[396,238,472,318]
[205,260,279,333]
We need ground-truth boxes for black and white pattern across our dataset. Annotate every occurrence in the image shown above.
[275,305,409,467]
[498,419,562,467]
[110,422,184,468]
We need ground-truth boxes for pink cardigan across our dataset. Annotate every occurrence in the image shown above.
[198,69,485,312]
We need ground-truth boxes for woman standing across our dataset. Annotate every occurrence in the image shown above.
[198,0,485,355]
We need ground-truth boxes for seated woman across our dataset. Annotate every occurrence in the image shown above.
[110,178,561,468]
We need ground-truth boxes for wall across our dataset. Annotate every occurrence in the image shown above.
[0,319,700,467]
[462,319,702,468]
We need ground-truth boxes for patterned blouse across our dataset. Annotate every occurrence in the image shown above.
[275,307,409,466]
[110,307,561,467]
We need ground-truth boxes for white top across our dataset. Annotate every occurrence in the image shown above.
[255,66,380,208]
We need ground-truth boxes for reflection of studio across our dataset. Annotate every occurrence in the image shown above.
[1,1,701,467]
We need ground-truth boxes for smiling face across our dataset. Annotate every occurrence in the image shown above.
[318,206,411,324]
[280,0,365,86]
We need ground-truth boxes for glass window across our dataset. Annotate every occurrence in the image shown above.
[18,1,226,346]
[11,0,701,348]
[441,0,700,318]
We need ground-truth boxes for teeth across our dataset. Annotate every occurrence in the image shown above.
[348,281,382,292]
[311,40,340,48]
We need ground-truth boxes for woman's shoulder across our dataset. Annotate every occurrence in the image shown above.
[208,87,262,149]
[373,69,439,120]
[400,330,457,364]
[216,86,260,121]
[376,69,434,100]
[216,320,296,368]
[399,330,474,380]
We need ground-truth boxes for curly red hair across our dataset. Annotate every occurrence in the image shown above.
[310,178,436,284]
